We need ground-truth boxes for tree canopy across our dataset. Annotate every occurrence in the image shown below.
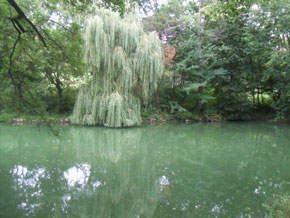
[0,0,289,123]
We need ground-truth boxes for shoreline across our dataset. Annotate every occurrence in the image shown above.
[1,117,289,125]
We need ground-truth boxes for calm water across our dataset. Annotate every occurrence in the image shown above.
[0,123,289,218]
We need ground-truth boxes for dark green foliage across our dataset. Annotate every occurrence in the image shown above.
[215,91,253,120]
[152,0,289,120]
[265,51,290,118]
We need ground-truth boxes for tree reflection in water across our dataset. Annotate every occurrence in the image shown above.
[7,126,160,218]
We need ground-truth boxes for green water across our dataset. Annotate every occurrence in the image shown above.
[0,123,289,217]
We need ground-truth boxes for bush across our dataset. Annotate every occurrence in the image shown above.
[216,92,254,120]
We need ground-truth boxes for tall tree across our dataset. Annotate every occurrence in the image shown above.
[196,0,204,111]
[72,7,164,127]
[171,1,224,115]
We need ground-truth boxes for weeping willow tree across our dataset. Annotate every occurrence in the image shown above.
[72,7,164,127]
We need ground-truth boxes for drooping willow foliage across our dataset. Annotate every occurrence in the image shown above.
[72,7,164,127]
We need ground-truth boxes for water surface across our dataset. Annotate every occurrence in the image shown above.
[0,123,289,217]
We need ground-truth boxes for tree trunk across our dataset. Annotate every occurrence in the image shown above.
[16,83,23,106]
[257,87,261,107]
[287,34,290,50]
[153,90,160,112]
[252,88,255,104]
[55,77,63,100]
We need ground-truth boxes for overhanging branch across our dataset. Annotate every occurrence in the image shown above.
[7,0,47,47]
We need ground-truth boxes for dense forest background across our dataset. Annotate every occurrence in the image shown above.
[0,0,289,122]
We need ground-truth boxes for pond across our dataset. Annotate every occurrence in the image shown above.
[0,122,289,217]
